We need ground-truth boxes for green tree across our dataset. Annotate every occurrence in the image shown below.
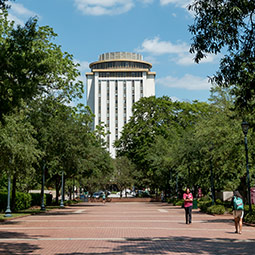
[0,10,83,120]
[189,0,255,112]
[0,106,41,209]
[0,0,13,10]
[112,156,136,198]
[116,96,209,190]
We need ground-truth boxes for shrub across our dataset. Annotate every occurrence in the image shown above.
[174,199,184,206]
[30,193,42,206]
[15,192,32,211]
[0,192,8,212]
[215,199,223,205]
[199,195,211,202]
[30,193,53,206]
[0,191,32,212]
[244,212,255,224]
[198,200,212,213]
[166,197,178,204]
[207,205,226,215]
[46,193,52,205]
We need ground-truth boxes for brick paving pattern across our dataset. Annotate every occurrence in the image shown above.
[0,202,255,254]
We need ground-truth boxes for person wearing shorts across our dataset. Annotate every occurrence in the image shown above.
[232,191,244,234]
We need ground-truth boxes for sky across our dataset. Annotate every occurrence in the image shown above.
[6,0,220,104]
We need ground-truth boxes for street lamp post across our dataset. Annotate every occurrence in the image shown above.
[241,121,252,213]
[210,157,215,205]
[60,171,65,207]
[209,144,215,205]
[41,162,46,211]
[5,174,12,217]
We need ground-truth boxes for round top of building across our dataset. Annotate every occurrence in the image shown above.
[89,52,152,70]
[99,52,143,61]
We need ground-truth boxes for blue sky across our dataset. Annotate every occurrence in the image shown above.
[7,0,220,103]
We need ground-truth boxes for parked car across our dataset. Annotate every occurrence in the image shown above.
[92,191,103,198]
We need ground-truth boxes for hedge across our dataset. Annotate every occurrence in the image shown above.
[207,205,226,215]
[0,192,32,212]
[30,193,53,207]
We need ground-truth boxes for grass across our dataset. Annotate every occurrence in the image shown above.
[0,213,31,221]
[0,205,66,221]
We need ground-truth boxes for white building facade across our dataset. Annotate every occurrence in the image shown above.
[86,52,155,157]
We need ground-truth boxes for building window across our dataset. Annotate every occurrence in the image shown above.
[98,98,101,113]
[99,72,143,78]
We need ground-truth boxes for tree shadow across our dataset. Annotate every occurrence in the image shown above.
[69,203,103,208]
[56,236,255,255]
[0,231,42,254]
[0,221,20,225]
[202,218,234,224]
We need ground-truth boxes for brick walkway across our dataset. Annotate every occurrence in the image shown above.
[0,202,255,254]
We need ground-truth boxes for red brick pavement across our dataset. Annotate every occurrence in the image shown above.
[0,202,255,254]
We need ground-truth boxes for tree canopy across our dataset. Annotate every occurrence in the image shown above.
[0,10,83,120]
[189,0,255,112]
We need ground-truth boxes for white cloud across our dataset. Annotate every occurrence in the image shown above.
[137,36,189,55]
[174,53,216,66]
[7,13,24,25]
[10,3,38,17]
[157,74,211,90]
[170,96,180,102]
[74,59,90,73]
[160,0,192,8]
[137,36,217,66]
[8,3,40,26]
[139,0,154,4]
[74,59,90,86]
[74,0,134,15]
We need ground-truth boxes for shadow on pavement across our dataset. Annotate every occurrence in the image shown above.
[69,203,105,207]
[202,218,233,224]
[56,236,255,255]
[0,231,42,254]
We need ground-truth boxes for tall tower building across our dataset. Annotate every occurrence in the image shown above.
[86,52,155,157]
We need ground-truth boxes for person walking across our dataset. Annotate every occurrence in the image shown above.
[232,190,244,234]
[183,188,193,224]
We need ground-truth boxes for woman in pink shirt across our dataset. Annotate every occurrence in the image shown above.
[183,188,193,224]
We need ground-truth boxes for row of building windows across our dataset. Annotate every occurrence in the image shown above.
[98,80,144,144]
[99,72,143,78]
[92,61,150,71]
[99,80,143,86]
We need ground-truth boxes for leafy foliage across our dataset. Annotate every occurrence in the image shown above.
[112,156,136,197]
[0,10,83,120]
[189,0,255,112]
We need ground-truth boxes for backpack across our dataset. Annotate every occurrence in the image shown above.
[233,196,244,210]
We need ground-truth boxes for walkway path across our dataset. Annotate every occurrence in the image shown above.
[0,202,255,254]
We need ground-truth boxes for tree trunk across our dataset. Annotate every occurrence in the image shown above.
[69,186,72,200]
[55,176,60,204]
[11,174,17,211]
